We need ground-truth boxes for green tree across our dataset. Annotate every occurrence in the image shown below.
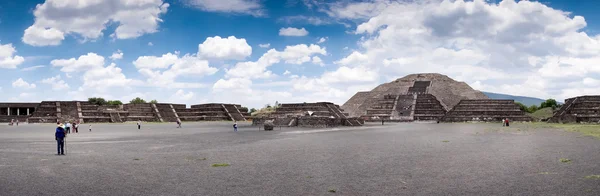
[130,97,147,104]
[540,99,558,109]
[149,99,158,104]
[107,100,123,105]
[515,102,528,112]
[527,105,539,113]
[249,108,257,113]
[88,97,107,105]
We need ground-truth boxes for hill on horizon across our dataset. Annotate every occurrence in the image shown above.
[482,92,556,106]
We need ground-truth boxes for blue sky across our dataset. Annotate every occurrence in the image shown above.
[1,0,600,108]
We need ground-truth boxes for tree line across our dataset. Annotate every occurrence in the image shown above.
[87,97,158,106]
[515,99,560,113]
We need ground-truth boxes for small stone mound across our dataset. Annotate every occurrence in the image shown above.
[264,120,275,131]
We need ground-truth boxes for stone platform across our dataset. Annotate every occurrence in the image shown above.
[549,95,600,123]
[442,99,533,122]
[256,102,363,127]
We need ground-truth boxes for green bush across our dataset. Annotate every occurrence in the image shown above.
[130,97,147,104]
[149,99,158,104]
[88,97,107,105]
[107,100,123,105]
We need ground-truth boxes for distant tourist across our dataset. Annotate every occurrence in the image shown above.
[502,118,506,126]
[233,121,238,132]
[16,119,19,126]
[176,119,182,128]
[381,118,384,125]
[65,122,71,134]
[137,120,141,130]
[73,122,78,133]
[55,122,66,155]
[89,124,92,132]
[9,119,13,126]
[505,119,510,127]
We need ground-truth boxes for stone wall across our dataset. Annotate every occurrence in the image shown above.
[442,99,532,122]
[297,116,342,128]
[549,95,600,123]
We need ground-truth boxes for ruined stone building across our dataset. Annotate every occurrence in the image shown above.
[255,102,363,127]
[342,73,532,122]
[0,101,249,123]
[549,95,600,123]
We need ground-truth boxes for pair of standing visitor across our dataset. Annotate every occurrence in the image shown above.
[502,118,510,127]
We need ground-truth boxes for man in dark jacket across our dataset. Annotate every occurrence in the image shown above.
[55,122,66,155]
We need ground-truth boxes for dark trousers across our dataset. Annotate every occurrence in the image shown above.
[57,138,64,154]
[66,127,70,134]
[138,125,141,129]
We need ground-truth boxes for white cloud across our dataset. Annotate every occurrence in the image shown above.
[327,0,600,101]
[148,42,154,46]
[283,70,291,75]
[22,0,169,46]
[279,15,333,26]
[198,36,252,60]
[259,43,270,48]
[110,50,124,60]
[183,0,264,16]
[0,43,25,69]
[279,27,309,36]
[226,44,326,78]
[21,65,45,71]
[51,53,105,72]
[12,78,36,89]
[41,75,69,90]
[317,37,328,44]
[169,89,195,102]
[134,53,218,88]
[312,56,324,66]
[80,63,137,91]
[213,78,252,91]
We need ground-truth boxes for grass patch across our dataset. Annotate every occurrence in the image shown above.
[211,163,230,167]
[442,140,449,143]
[133,158,141,161]
[584,175,600,179]
[328,188,336,193]
[559,158,571,163]
[525,123,600,140]
[527,107,554,121]
[538,172,557,175]
[185,157,207,161]
[306,176,313,179]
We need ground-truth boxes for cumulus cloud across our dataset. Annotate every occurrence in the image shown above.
[312,56,324,66]
[169,89,195,103]
[51,53,139,92]
[183,0,264,16]
[12,78,36,89]
[328,0,600,101]
[22,0,169,46]
[198,36,252,60]
[148,42,154,46]
[51,53,105,72]
[279,15,333,25]
[133,53,218,88]
[226,44,326,78]
[0,43,25,69]
[259,43,270,48]
[110,50,124,60]
[279,27,309,36]
[41,75,69,90]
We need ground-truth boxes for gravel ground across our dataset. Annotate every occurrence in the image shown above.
[0,121,599,196]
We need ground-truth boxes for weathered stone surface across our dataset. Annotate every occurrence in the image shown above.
[549,95,600,123]
[264,120,275,131]
[342,73,487,118]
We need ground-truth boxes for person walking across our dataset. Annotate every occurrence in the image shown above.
[137,120,141,130]
[55,122,66,155]
[65,122,71,134]
[505,118,510,127]
[89,124,92,132]
[16,119,19,126]
[73,122,78,133]
[176,119,182,128]
[233,121,238,132]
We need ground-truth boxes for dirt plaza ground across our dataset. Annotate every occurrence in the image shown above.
[1,121,599,195]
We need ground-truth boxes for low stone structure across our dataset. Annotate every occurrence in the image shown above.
[0,101,250,123]
[549,95,600,123]
[255,102,363,127]
[442,99,532,122]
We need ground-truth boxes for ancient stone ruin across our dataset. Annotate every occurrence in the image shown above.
[0,101,250,123]
[343,73,532,122]
[441,99,532,122]
[254,102,363,127]
[549,95,600,123]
